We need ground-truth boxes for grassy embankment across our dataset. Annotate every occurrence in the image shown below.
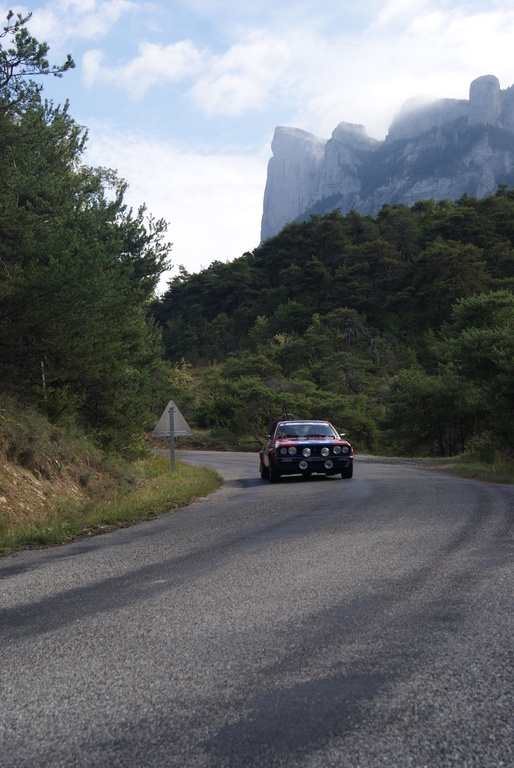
[0,399,221,555]
[433,453,514,484]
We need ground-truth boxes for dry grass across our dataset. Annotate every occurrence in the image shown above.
[0,397,221,554]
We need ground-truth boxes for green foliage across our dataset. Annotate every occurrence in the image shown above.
[0,391,100,469]
[0,10,74,114]
[414,238,489,328]
[0,14,173,455]
[153,193,514,457]
[444,291,514,451]
[383,367,479,457]
[384,290,514,456]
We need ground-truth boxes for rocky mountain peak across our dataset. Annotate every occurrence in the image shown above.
[261,75,514,242]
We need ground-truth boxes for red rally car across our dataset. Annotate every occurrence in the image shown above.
[259,419,354,483]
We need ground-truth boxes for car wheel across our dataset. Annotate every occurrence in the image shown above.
[260,461,269,479]
[269,460,281,484]
[341,464,353,479]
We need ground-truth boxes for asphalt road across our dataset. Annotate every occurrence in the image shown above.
[0,452,513,767]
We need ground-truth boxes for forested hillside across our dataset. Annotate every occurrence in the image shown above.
[0,11,173,455]
[152,195,514,457]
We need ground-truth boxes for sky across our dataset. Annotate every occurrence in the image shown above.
[4,0,514,292]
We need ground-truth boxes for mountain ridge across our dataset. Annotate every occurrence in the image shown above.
[261,75,514,241]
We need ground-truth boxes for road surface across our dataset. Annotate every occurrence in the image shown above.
[0,452,512,767]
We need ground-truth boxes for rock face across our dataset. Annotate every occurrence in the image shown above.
[261,128,326,243]
[261,75,514,241]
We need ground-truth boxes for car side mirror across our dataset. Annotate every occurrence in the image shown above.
[339,433,345,438]
[265,434,271,439]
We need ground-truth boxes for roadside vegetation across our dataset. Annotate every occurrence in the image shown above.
[0,397,221,555]
[433,452,514,485]
[0,12,223,556]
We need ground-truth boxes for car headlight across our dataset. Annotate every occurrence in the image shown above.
[288,446,297,455]
[321,447,330,457]
[333,446,341,454]
[302,447,311,457]
[280,447,287,455]
[342,446,350,454]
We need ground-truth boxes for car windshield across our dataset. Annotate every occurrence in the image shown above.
[276,422,337,438]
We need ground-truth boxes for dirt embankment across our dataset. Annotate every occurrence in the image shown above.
[0,451,105,532]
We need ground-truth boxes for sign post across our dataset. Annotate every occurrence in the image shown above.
[169,405,175,473]
[152,400,193,474]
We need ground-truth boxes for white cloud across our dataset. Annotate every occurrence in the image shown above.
[81,28,294,109]
[27,0,136,44]
[283,3,514,139]
[74,2,514,139]
[375,0,433,26]
[189,31,291,115]
[83,125,268,287]
[82,39,205,96]
[82,48,103,88]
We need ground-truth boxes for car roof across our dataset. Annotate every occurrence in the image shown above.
[277,419,330,424]
[277,420,330,425]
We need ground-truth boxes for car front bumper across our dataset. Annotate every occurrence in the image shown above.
[271,455,353,475]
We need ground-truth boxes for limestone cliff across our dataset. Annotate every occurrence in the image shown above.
[261,127,327,242]
[261,75,514,241]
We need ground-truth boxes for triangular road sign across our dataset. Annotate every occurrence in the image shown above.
[152,400,193,437]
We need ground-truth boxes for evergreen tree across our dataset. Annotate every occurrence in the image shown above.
[0,10,74,114]
[445,291,514,451]
[0,12,172,451]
